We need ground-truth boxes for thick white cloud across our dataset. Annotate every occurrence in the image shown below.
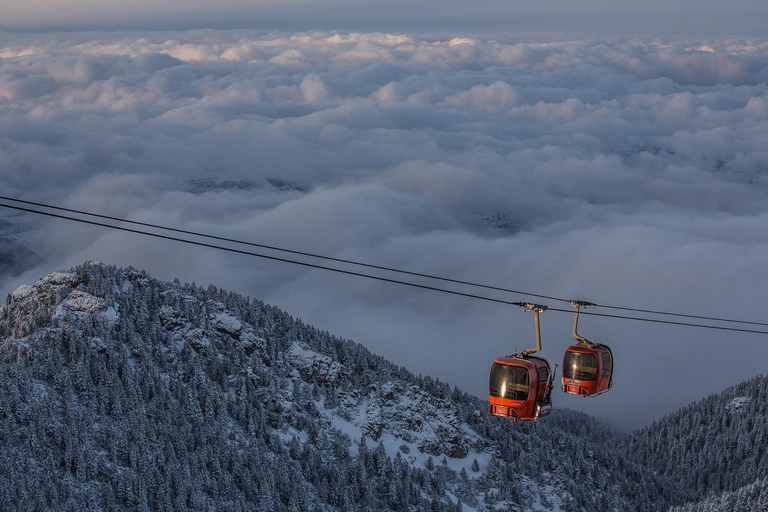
[2,30,768,430]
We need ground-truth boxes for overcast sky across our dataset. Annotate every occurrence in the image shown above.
[2,0,768,35]
[1,24,768,431]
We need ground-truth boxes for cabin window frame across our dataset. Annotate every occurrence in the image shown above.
[489,363,530,400]
[563,351,599,381]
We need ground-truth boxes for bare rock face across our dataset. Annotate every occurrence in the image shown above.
[289,341,346,386]
[159,304,211,352]
[7,268,119,328]
[207,301,265,356]
[14,270,81,308]
[156,294,266,357]
[725,396,750,413]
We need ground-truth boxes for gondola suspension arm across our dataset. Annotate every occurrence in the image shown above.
[518,303,548,357]
[570,300,596,347]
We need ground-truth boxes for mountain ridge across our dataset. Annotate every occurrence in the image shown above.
[0,262,703,511]
[625,372,768,510]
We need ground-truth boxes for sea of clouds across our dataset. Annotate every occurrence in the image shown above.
[1,30,767,429]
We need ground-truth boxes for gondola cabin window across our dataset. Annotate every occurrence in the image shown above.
[563,351,598,381]
[602,351,612,379]
[489,362,529,400]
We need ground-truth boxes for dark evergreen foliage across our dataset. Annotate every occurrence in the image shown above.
[0,263,715,511]
[625,374,768,510]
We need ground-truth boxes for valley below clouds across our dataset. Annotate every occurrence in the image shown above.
[1,30,768,430]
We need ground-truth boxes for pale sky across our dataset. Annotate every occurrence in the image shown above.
[2,0,767,35]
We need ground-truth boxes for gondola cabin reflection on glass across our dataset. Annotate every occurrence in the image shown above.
[488,304,556,422]
[561,301,613,397]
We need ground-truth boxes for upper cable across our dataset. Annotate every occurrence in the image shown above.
[1,195,766,335]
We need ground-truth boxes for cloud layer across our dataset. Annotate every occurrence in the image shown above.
[2,30,768,430]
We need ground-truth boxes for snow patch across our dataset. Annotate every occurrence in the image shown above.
[53,290,119,324]
[64,290,107,313]
[31,380,50,400]
[11,284,34,301]
[103,306,119,324]
[39,271,79,287]
[726,396,751,413]
[211,312,243,336]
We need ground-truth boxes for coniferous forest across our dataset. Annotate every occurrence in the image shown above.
[0,263,765,511]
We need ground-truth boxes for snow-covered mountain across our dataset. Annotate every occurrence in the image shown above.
[669,476,768,512]
[0,263,690,510]
[626,374,768,510]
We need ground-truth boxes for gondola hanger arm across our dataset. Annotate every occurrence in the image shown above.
[570,299,596,347]
[518,303,547,357]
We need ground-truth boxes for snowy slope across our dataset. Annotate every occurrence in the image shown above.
[669,476,768,512]
[0,263,680,511]
[625,374,768,510]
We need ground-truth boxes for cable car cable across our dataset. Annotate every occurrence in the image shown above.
[0,195,565,303]
[588,303,768,327]
[2,200,768,336]
[5,194,768,328]
[3,195,766,327]
[545,307,768,335]
[0,201,532,307]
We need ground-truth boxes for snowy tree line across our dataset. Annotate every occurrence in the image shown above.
[625,374,768,508]
[0,263,739,510]
[669,476,768,512]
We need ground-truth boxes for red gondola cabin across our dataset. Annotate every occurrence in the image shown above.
[561,343,613,397]
[561,300,613,397]
[489,355,553,421]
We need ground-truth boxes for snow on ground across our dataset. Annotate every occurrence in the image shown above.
[211,312,243,336]
[39,271,79,288]
[53,290,120,325]
[320,384,490,478]
[726,396,751,413]
[445,490,479,511]
[11,284,33,301]
[531,483,565,512]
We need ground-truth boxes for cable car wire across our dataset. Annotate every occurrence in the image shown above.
[588,303,768,327]
[3,196,767,328]
[0,201,535,306]
[2,198,768,335]
[2,197,767,328]
[0,195,565,301]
